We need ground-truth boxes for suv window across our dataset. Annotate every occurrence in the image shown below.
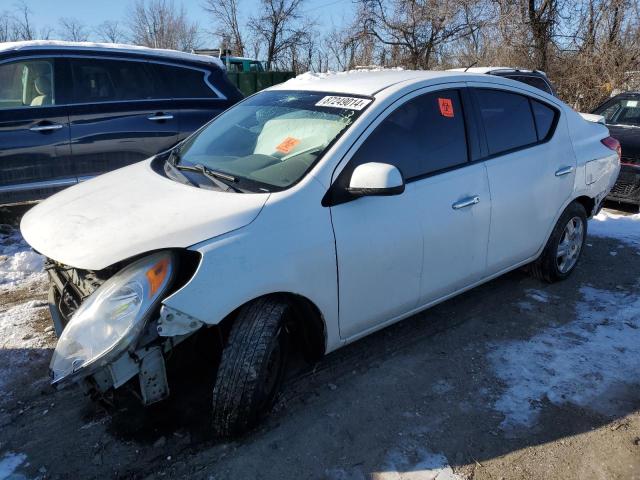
[348,90,468,180]
[504,75,552,95]
[475,89,537,155]
[152,63,218,99]
[0,59,55,109]
[70,58,159,103]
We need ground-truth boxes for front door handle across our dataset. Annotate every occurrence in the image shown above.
[555,166,574,176]
[147,113,174,121]
[30,123,64,132]
[452,195,480,210]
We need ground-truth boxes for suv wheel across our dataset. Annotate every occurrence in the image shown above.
[530,201,587,283]
[212,297,290,437]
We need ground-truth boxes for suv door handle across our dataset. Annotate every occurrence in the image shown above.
[30,123,64,132]
[147,113,174,121]
[555,166,574,176]
[452,195,480,210]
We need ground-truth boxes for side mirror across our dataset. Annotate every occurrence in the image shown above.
[348,162,405,197]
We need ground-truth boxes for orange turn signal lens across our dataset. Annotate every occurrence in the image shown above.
[145,258,170,297]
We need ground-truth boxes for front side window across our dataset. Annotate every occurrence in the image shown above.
[347,90,469,181]
[476,89,538,155]
[594,97,640,126]
[0,59,55,109]
[173,90,370,190]
[70,58,159,103]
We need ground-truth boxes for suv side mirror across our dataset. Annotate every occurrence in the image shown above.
[348,162,405,197]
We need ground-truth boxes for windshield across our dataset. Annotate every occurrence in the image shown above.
[595,97,640,127]
[173,90,372,191]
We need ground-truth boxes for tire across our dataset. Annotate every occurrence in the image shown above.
[530,201,587,283]
[212,297,290,437]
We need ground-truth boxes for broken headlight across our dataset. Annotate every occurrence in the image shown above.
[50,251,174,385]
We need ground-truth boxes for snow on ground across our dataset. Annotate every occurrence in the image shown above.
[0,452,27,480]
[490,285,640,430]
[589,209,640,248]
[371,447,461,480]
[0,227,45,291]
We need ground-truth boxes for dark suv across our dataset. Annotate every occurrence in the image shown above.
[592,92,640,207]
[0,42,243,205]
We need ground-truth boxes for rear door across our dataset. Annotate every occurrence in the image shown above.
[0,56,72,204]
[470,85,575,273]
[67,56,179,178]
[150,62,234,142]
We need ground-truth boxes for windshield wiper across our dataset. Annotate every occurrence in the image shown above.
[173,163,243,193]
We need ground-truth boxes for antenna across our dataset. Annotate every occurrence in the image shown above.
[464,61,478,72]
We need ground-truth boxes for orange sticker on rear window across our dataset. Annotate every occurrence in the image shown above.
[438,98,454,118]
[276,137,301,154]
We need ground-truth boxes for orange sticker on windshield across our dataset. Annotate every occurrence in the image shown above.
[438,98,454,118]
[276,137,301,154]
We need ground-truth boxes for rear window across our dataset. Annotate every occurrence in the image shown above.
[504,75,552,95]
[476,89,537,155]
[152,64,218,99]
[70,58,160,103]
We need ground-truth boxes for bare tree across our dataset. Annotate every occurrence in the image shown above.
[247,0,309,70]
[59,17,90,42]
[96,20,126,43]
[11,1,35,40]
[203,0,245,55]
[129,0,200,51]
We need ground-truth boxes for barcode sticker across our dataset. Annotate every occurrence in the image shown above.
[315,96,372,110]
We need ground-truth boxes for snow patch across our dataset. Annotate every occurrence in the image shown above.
[490,286,640,429]
[589,209,640,247]
[287,67,405,84]
[525,289,550,303]
[372,447,461,480]
[0,452,27,480]
[0,227,45,290]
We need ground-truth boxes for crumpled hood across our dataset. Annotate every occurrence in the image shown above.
[21,158,269,270]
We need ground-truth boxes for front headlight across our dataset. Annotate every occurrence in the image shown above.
[50,251,175,384]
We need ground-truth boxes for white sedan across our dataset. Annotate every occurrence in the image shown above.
[21,70,620,436]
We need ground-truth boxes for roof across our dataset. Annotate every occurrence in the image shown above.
[0,40,225,69]
[272,69,473,96]
[448,66,548,77]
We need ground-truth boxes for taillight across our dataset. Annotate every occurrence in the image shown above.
[601,136,622,161]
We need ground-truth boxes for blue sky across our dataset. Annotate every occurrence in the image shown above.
[20,0,353,44]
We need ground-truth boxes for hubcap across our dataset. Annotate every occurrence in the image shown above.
[556,216,584,274]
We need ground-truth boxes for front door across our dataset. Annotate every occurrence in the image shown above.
[0,57,72,204]
[330,87,490,339]
[66,57,179,178]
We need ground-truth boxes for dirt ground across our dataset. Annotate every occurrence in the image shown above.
[1,208,639,480]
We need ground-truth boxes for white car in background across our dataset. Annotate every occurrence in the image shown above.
[21,70,620,436]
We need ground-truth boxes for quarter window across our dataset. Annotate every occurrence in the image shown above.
[476,89,537,155]
[70,58,159,103]
[152,64,218,99]
[0,59,55,109]
[531,100,557,140]
[348,90,468,181]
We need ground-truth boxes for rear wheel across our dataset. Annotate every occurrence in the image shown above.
[211,297,290,437]
[530,202,587,283]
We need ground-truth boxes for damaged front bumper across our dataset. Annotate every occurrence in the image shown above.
[45,253,203,405]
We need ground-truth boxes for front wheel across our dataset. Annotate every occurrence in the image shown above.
[211,297,290,437]
[530,201,587,283]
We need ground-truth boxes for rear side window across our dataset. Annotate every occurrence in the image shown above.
[476,89,537,155]
[504,75,552,95]
[0,59,55,109]
[531,100,557,140]
[348,90,468,180]
[70,58,159,103]
[152,64,218,99]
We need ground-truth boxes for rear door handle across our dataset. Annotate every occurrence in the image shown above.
[30,123,64,132]
[555,166,574,176]
[147,113,174,121]
[452,195,480,210]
